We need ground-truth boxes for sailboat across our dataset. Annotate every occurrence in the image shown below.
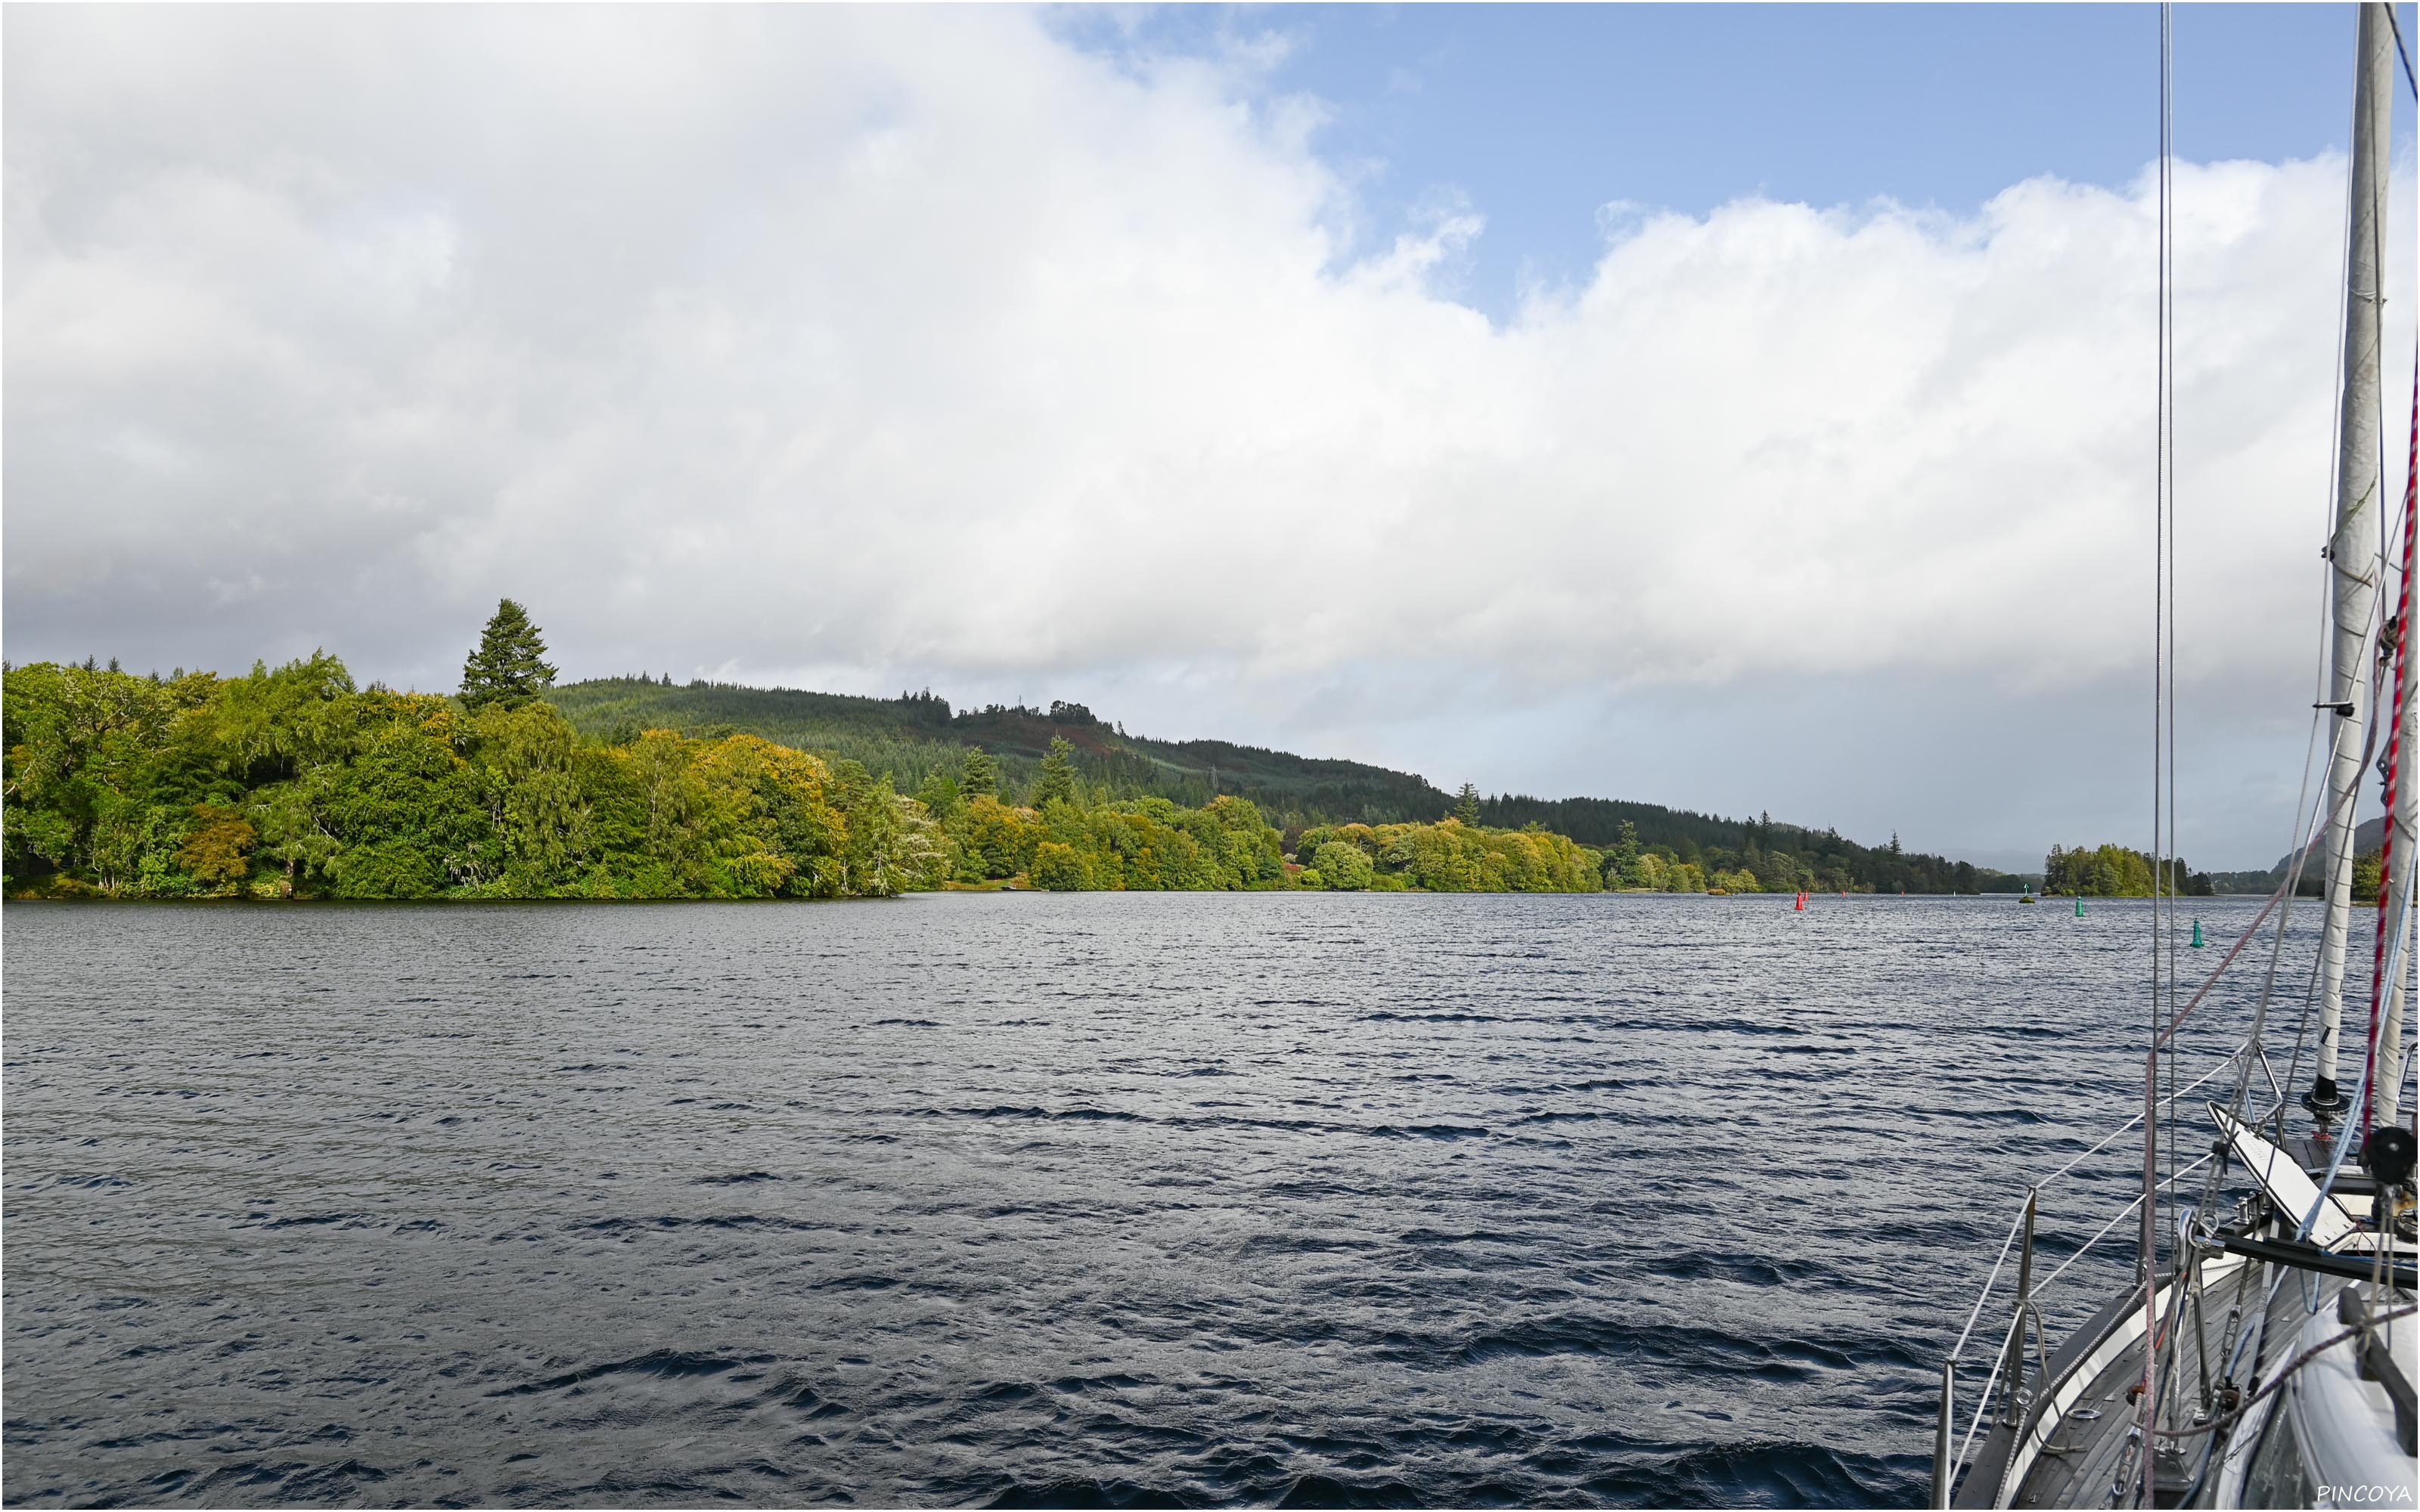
[1931,7,2416,1507]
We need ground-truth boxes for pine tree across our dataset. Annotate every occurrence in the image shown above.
[1032,737,1077,809]
[914,766,963,820]
[460,598,558,711]
[1454,782,1481,826]
[960,746,999,798]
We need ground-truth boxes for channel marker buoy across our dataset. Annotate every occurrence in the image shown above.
[2075,895,2085,918]
[2190,918,2204,948]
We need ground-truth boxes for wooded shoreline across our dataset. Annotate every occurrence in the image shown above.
[5,609,2026,901]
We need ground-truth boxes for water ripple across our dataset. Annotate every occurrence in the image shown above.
[2,893,2285,1506]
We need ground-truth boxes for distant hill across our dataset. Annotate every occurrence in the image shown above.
[548,677,2021,894]
[547,677,1447,826]
[2200,814,2394,896]
[2279,814,2391,872]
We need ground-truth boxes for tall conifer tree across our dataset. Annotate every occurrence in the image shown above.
[960,746,999,798]
[1032,737,1077,809]
[460,599,557,711]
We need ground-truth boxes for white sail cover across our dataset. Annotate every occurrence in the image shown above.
[2212,1106,2358,1247]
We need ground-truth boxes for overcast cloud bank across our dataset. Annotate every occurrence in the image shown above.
[5,7,2411,868]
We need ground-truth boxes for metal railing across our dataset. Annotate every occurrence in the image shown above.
[1929,1053,2243,1508]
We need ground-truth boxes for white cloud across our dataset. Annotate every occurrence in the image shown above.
[2,5,2409,863]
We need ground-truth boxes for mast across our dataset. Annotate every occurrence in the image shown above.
[2312,1,2393,1117]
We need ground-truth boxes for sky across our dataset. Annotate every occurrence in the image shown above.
[1064,3,2411,321]
[4,3,2416,872]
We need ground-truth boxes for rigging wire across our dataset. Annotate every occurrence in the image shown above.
[2137,10,2173,1504]
[2223,360,2358,1151]
[2161,0,2180,1266]
[2214,721,2329,1160]
[2384,0,2416,97]
[2277,644,2397,1123]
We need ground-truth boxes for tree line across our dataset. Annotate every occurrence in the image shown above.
[2,657,941,901]
[550,680,2028,892]
[2045,840,2390,902]
[0,649,1596,900]
[1483,795,2021,894]
[8,604,2023,900]
[2041,843,2219,897]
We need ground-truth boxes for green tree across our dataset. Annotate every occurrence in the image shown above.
[470,701,593,894]
[628,730,723,893]
[1312,840,1375,891]
[960,745,999,798]
[700,735,845,897]
[249,780,340,895]
[216,652,359,783]
[176,803,256,889]
[1033,840,1091,891]
[2354,848,2384,903]
[2044,841,2163,898]
[960,794,1043,879]
[1032,736,1078,809]
[318,711,492,897]
[1454,782,1481,825]
[459,599,558,712]
[831,760,939,897]
[1751,849,1800,894]
[1607,820,1642,888]
[914,766,963,820]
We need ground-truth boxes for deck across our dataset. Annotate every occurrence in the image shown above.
[1954,1256,2359,1508]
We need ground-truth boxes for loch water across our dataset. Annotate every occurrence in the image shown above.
[3,893,2297,1507]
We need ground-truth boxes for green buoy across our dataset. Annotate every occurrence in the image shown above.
[2191,919,2204,948]
[2075,896,2085,918]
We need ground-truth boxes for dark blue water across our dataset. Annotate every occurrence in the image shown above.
[2,893,2301,1507]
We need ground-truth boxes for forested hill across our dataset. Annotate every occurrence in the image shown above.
[2193,814,2394,897]
[1476,794,2006,894]
[548,678,1444,825]
[549,677,2011,894]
